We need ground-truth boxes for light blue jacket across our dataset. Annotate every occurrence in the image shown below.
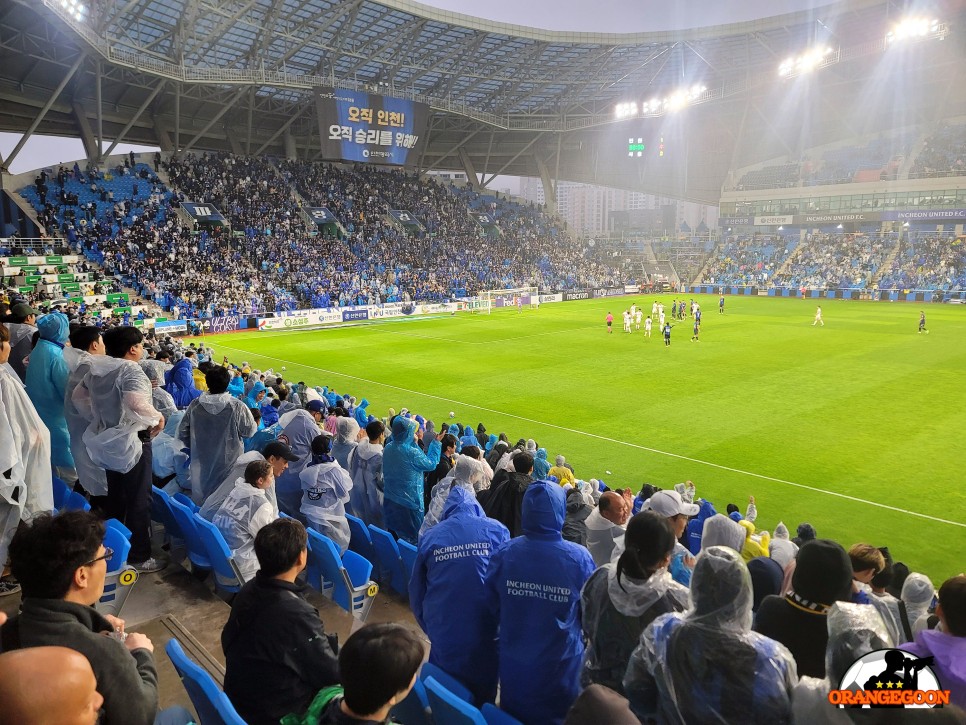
[383,417,440,512]
[26,312,73,468]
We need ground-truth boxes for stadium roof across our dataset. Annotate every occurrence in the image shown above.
[0,0,963,203]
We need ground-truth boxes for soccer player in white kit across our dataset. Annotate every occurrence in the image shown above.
[644,316,652,338]
[622,310,631,332]
[635,308,642,330]
[659,310,666,328]
[651,301,658,318]
[813,306,824,326]
[630,303,637,319]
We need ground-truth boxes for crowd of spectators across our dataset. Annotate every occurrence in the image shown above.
[773,233,893,289]
[911,123,966,178]
[877,235,966,291]
[701,235,795,286]
[2,296,963,724]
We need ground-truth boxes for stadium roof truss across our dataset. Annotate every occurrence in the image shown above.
[0,0,962,203]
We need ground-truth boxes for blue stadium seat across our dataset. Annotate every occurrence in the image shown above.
[423,676,486,725]
[192,513,245,596]
[346,513,378,570]
[480,704,523,725]
[390,679,432,725]
[167,497,211,573]
[368,524,408,597]
[421,662,474,703]
[174,492,200,513]
[151,486,185,545]
[165,638,246,725]
[64,491,91,512]
[52,476,71,510]
[398,538,418,584]
[305,529,376,620]
[97,518,137,617]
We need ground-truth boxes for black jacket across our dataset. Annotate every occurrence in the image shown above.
[479,470,531,537]
[752,594,829,679]
[222,572,339,725]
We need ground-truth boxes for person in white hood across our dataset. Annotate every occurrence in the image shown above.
[212,459,279,582]
[347,419,386,527]
[178,366,257,505]
[585,491,631,567]
[63,326,107,500]
[580,511,689,694]
[418,454,485,540]
[300,434,353,554]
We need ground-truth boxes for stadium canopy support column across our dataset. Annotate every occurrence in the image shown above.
[426,130,480,171]
[174,84,180,156]
[180,87,247,154]
[72,101,98,163]
[482,132,545,186]
[4,55,84,170]
[284,131,297,160]
[254,103,311,157]
[535,153,557,215]
[95,59,103,161]
[458,147,483,191]
[102,79,167,159]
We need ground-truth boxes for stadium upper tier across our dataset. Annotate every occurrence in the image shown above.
[18,153,623,317]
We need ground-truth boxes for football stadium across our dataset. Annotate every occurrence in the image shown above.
[0,0,964,722]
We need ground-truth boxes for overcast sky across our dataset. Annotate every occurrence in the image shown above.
[421,0,832,33]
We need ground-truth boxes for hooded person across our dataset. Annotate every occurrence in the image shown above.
[685,499,717,555]
[580,512,690,695]
[152,411,190,495]
[25,312,74,477]
[903,575,966,708]
[549,454,576,487]
[382,416,441,545]
[753,539,854,678]
[700,513,746,553]
[790,602,895,725]
[178,366,259,505]
[63,328,108,498]
[475,423,488,449]
[479,453,534,539]
[486,440,509,471]
[212,459,280,582]
[562,487,594,547]
[331,416,360,471]
[243,380,267,410]
[0,322,54,574]
[347,419,386,528]
[259,398,280,428]
[792,523,817,547]
[299,434,353,554]
[410,486,510,705]
[139,360,177,421]
[623,546,798,724]
[352,398,370,429]
[747,556,784,613]
[418,454,485,539]
[458,425,478,451]
[738,519,770,562]
[769,521,799,570]
[227,370,245,398]
[164,355,201,409]
[4,303,40,382]
[532,447,551,480]
[901,573,937,636]
[484,481,596,725]
[485,433,498,454]
[273,410,323,518]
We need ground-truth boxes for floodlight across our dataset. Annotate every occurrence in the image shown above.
[887,17,941,44]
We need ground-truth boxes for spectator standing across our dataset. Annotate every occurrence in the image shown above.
[382,416,441,544]
[580,512,689,694]
[299,434,353,554]
[221,518,339,725]
[484,480,596,724]
[163,355,199,409]
[549,455,575,486]
[73,326,163,571]
[25,312,74,480]
[347,419,386,527]
[481,452,534,538]
[273,405,325,517]
[64,326,108,502]
[410,485,509,704]
[178,366,258,504]
[4,302,39,382]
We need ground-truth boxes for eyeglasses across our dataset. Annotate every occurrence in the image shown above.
[84,547,113,566]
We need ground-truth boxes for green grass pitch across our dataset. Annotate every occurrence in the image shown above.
[205,294,966,583]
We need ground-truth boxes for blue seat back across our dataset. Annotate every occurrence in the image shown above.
[151,486,183,539]
[52,476,72,510]
[424,676,487,725]
[306,529,352,611]
[398,538,418,584]
[391,678,432,725]
[165,639,246,725]
[421,662,474,704]
[168,498,211,571]
[64,491,91,512]
[480,704,524,725]
[174,492,200,513]
[368,525,408,596]
[103,520,132,574]
[346,513,377,562]
[192,514,244,594]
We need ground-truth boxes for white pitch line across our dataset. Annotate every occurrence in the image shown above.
[378,322,599,345]
[214,340,965,528]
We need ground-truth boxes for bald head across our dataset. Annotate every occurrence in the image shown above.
[0,647,103,725]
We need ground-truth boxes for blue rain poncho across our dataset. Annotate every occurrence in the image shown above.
[260,401,279,427]
[347,438,384,527]
[623,546,798,724]
[164,357,200,409]
[63,348,108,496]
[212,478,279,581]
[140,360,177,420]
[383,416,441,513]
[410,485,509,704]
[484,480,596,724]
[353,398,370,428]
[331,417,359,470]
[685,499,718,555]
[178,392,258,504]
[299,458,353,554]
[25,312,73,470]
[227,373,245,398]
[531,448,551,480]
[273,410,322,516]
[243,381,267,409]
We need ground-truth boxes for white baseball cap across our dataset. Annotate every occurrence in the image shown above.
[643,490,700,518]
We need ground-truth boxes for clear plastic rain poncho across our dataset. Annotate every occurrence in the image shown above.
[63,348,108,496]
[200,451,278,521]
[273,410,322,516]
[73,356,162,474]
[347,439,384,528]
[331,417,359,470]
[140,360,177,420]
[152,411,190,494]
[418,455,484,540]
[211,478,279,582]
[700,513,746,553]
[769,521,799,570]
[790,602,893,725]
[299,459,353,554]
[623,546,798,724]
[178,392,258,504]
[900,573,936,636]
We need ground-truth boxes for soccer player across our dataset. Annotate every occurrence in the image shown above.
[516,296,523,313]
[623,310,631,333]
[719,294,725,314]
[813,306,824,326]
[606,312,613,334]
[663,322,672,347]
[651,300,658,319]
[630,303,637,319]
[671,300,678,319]
[918,311,928,334]
[691,318,700,342]
[659,309,666,329]
[695,308,702,325]
[635,308,643,330]
[644,316,652,338]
